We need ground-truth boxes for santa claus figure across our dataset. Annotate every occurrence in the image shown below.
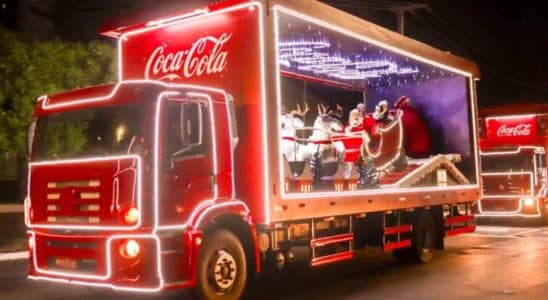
[394,96,431,158]
[361,100,394,148]
[356,102,366,117]
[372,100,394,125]
[344,108,365,134]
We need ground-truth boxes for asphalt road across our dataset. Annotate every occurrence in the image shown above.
[2,224,547,300]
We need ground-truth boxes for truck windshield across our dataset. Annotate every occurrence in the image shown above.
[481,154,533,172]
[33,104,145,161]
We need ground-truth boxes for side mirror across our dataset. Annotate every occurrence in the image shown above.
[26,119,37,159]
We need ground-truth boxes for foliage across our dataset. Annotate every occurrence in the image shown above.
[0,28,116,155]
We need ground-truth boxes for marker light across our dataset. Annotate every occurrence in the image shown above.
[523,198,535,207]
[28,236,34,250]
[120,239,140,259]
[124,207,139,224]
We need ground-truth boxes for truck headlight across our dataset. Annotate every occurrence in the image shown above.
[119,239,140,259]
[523,198,535,207]
[123,207,139,224]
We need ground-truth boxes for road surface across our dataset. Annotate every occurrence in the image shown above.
[1,225,547,300]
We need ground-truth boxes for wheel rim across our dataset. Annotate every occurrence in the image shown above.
[208,249,238,294]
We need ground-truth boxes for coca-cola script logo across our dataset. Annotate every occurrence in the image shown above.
[144,33,231,81]
[496,124,532,137]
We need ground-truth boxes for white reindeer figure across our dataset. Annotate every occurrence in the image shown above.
[280,102,309,161]
[303,104,345,165]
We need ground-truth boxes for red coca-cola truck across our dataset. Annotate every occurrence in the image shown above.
[26,0,480,299]
[477,104,548,221]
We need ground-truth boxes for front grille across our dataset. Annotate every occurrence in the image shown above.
[45,179,102,224]
[29,156,140,227]
[47,216,101,223]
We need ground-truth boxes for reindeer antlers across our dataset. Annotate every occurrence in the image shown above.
[317,103,329,116]
[290,102,310,117]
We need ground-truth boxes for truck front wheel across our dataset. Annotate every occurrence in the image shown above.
[195,229,247,300]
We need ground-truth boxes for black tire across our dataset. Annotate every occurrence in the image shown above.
[542,200,548,225]
[411,210,436,263]
[393,210,436,264]
[195,229,247,300]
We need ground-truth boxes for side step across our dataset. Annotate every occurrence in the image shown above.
[445,203,476,237]
[310,217,354,267]
[311,251,353,267]
[383,224,412,252]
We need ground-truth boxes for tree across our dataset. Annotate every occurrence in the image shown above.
[0,28,117,154]
[0,28,116,200]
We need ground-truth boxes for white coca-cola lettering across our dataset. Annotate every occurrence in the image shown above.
[496,123,532,137]
[144,33,231,80]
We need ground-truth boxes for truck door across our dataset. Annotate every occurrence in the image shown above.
[158,95,215,226]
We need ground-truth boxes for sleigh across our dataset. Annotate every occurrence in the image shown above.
[361,110,404,170]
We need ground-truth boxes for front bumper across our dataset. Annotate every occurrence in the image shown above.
[27,231,163,292]
[476,198,545,217]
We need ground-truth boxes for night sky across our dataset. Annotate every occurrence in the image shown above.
[2,0,547,108]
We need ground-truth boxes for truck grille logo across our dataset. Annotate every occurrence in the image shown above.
[144,33,231,81]
[496,124,532,137]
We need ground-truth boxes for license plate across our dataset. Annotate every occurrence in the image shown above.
[55,257,77,270]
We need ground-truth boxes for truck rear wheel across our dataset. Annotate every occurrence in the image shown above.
[542,200,548,224]
[393,210,435,263]
[195,229,247,300]
[412,210,435,263]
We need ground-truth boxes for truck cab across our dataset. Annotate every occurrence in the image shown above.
[480,147,547,217]
[478,111,548,220]
[27,82,239,291]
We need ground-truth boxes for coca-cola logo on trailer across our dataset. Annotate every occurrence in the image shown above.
[496,124,533,137]
[144,33,232,81]
[486,115,537,144]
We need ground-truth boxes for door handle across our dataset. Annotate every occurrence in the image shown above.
[209,172,216,189]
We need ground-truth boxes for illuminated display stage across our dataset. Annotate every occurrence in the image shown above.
[276,8,477,193]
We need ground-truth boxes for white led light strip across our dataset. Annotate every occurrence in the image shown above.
[273,6,474,78]
[27,155,142,231]
[28,2,265,291]
[117,1,268,223]
[480,145,544,156]
[193,200,251,230]
[469,76,481,193]
[145,9,208,27]
[480,146,542,186]
[34,82,250,232]
[484,114,536,122]
[477,197,541,217]
[273,6,480,200]
[152,92,219,231]
[30,232,163,292]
